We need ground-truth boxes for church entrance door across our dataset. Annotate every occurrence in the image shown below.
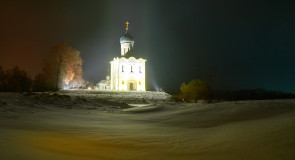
[129,83,134,91]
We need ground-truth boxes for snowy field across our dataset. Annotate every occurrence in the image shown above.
[0,91,295,160]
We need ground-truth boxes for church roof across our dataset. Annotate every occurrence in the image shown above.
[98,80,110,84]
[120,32,134,43]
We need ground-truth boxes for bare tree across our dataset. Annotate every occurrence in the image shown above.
[0,66,32,92]
[43,43,83,90]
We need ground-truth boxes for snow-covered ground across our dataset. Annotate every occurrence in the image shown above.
[0,91,295,160]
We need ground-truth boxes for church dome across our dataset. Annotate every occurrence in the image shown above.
[120,32,134,43]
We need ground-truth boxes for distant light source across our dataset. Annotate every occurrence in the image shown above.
[62,84,69,90]
[151,80,160,92]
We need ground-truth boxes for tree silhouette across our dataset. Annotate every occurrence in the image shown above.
[179,79,210,102]
[43,43,83,90]
[0,66,32,92]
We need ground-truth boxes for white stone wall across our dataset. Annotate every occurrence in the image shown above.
[110,57,146,91]
[120,42,134,56]
[99,83,110,90]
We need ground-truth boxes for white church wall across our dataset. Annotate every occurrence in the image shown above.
[110,57,146,91]
[120,43,134,56]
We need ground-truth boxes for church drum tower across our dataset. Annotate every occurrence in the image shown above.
[110,22,146,91]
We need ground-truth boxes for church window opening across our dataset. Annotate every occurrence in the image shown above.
[131,66,133,72]
[122,80,124,84]
[139,81,141,85]
[139,66,142,73]
[122,65,124,72]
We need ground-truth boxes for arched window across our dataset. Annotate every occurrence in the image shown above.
[131,66,133,72]
[122,65,124,72]
[139,66,142,73]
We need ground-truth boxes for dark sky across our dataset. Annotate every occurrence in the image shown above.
[1,0,295,93]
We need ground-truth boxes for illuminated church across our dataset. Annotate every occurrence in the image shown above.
[98,22,146,91]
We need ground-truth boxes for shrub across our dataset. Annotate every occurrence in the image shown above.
[179,79,210,102]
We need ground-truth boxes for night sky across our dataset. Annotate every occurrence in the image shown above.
[1,0,295,93]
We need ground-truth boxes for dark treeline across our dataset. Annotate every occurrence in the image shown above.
[0,64,82,92]
[0,43,84,92]
[211,88,295,101]
[0,66,32,92]
[174,78,295,102]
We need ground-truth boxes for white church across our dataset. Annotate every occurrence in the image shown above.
[98,22,146,91]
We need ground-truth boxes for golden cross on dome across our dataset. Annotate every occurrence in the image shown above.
[126,21,129,31]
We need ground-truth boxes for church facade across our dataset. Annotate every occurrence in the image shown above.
[100,22,146,91]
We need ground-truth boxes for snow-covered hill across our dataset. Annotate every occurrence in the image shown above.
[0,92,295,160]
